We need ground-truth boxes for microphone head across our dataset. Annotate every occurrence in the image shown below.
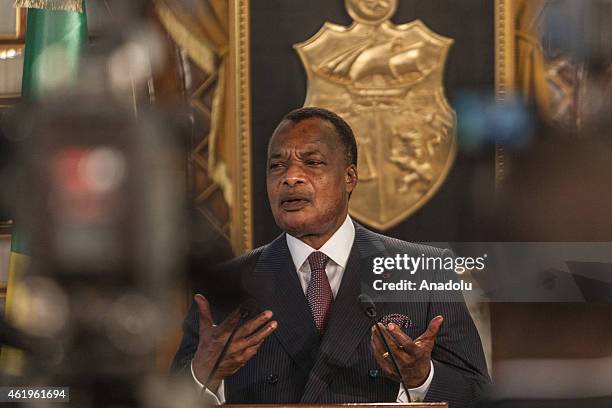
[357,294,377,318]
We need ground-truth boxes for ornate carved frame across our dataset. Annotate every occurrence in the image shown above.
[154,0,253,253]
[494,0,515,187]
[228,0,253,252]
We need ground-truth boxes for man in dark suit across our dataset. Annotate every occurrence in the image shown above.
[172,107,490,407]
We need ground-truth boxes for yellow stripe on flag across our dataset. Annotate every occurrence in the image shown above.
[0,251,29,376]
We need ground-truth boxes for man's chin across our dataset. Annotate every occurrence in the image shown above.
[276,213,314,237]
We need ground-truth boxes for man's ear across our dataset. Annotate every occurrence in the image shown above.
[345,164,358,193]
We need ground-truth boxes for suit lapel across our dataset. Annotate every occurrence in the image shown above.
[300,223,390,402]
[252,234,319,369]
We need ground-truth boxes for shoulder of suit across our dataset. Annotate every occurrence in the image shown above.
[216,243,269,272]
[357,224,451,257]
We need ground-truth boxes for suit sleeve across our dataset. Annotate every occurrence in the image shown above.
[171,300,200,375]
[423,250,491,408]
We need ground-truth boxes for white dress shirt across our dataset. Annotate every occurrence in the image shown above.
[192,215,433,403]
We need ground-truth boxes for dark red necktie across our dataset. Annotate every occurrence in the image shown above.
[306,251,333,333]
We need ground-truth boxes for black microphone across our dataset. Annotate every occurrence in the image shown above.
[358,294,412,402]
[202,298,260,390]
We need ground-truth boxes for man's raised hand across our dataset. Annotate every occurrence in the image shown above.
[191,294,277,391]
[370,315,443,388]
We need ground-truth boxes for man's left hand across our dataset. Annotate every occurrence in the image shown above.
[370,315,443,388]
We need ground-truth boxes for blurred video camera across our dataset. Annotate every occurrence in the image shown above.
[3,93,189,405]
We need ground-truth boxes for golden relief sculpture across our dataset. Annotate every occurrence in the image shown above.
[295,0,456,230]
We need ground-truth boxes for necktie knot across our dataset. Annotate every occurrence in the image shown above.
[307,251,329,273]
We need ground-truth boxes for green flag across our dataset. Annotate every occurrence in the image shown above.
[20,1,88,99]
[1,0,88,374]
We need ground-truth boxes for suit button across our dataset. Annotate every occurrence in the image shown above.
[265,373,279,384]
[368,369,379,379]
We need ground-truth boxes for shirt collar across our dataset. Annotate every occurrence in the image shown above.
[286,215,355,271]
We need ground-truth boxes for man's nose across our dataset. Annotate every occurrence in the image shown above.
[283,164,306,187]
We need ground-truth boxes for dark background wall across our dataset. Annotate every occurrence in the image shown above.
[250,0,495,247]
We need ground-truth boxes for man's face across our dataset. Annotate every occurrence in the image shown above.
[267,118,357,239]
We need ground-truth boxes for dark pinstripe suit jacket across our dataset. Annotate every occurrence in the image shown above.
[172,222,490,408]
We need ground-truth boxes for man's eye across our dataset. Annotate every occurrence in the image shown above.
[269,163,284,169]
[307,160,323,166]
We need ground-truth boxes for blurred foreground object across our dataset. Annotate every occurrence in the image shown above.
[0,0,88,376]
[1,94,192,406]
[508,0,612,132]
[0,2,212,406]
[540,0,612,133]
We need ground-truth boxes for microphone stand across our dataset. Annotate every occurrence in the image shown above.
[203,308,251,389]
[359,295,412,402]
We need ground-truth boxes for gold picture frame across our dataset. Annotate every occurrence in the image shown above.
[0,5,26,41]
[228,0,253,252]
[154,0,253,253]
[494,0,515,187]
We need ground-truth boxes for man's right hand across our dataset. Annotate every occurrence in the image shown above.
[191,294,277,392]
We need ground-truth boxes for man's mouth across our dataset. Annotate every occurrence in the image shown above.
[280,197,310,211]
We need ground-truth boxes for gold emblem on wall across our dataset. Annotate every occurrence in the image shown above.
[295,0,456,230]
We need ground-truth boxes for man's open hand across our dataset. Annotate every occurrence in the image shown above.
[370,315,443,388]
[191,294,277,391]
